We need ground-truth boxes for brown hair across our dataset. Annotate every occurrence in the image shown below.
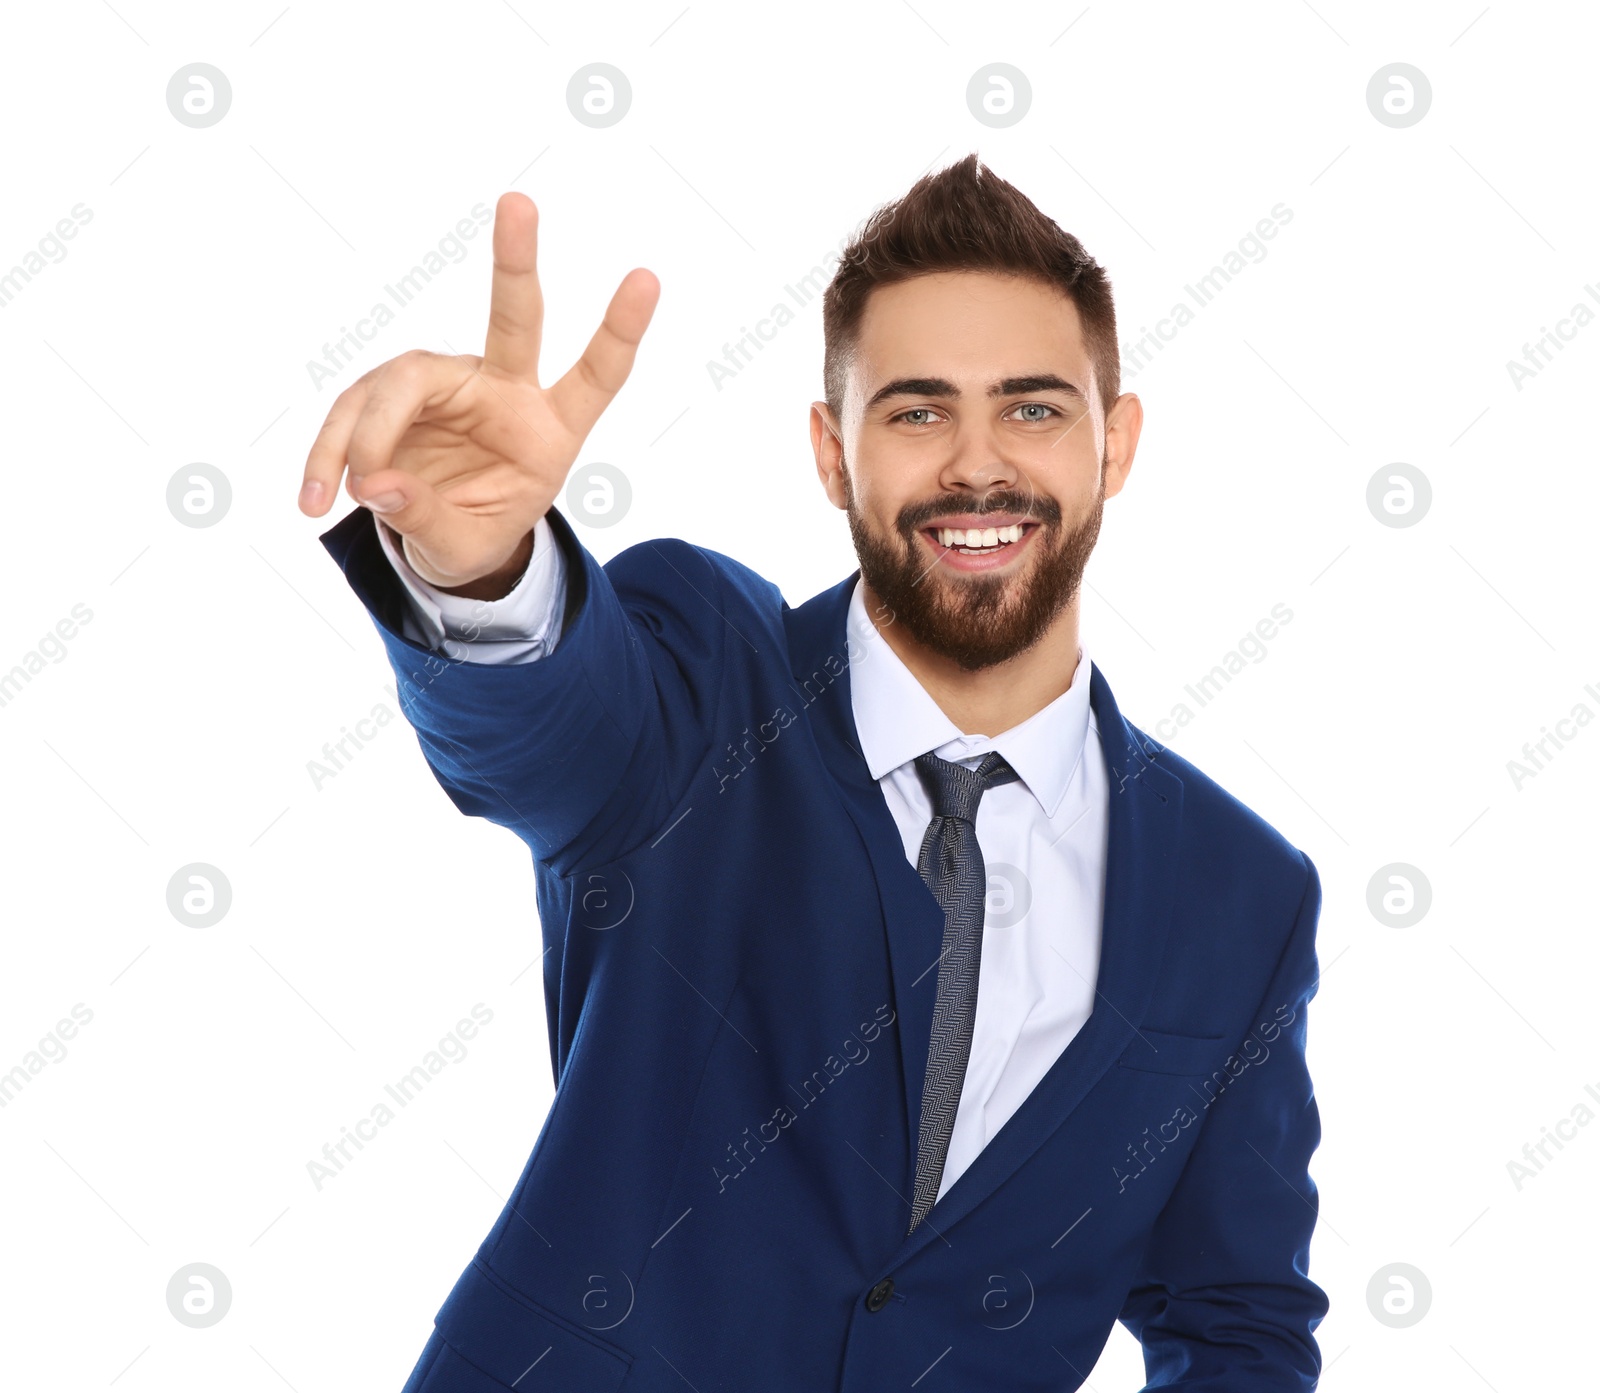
[821,152,1120,424]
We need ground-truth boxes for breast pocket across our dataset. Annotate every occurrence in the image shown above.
[1116,1028,1225,1077]
[431,1258,633,1391]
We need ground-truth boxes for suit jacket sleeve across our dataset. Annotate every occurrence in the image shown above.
[1118,851,1329,1391]
[318,503,724,871]
[371,511,569,665]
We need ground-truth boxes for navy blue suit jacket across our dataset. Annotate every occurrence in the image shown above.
[319,503,1328,1393]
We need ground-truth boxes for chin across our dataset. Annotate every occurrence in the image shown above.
[896,559,1069,672]
[845,484,1103,674]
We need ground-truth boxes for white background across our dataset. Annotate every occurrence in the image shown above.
[1,1,1594,1388]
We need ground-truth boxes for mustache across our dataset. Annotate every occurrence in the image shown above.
[896,490,1062,533]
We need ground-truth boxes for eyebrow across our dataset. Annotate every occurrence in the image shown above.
[864,373,1087,412]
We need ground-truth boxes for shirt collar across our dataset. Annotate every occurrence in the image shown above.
[845,577,1093,820]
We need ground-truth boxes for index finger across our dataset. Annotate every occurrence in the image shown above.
[300,378,369,516]
[483,192,543,381]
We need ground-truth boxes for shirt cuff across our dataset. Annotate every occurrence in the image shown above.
[371,513,567,664]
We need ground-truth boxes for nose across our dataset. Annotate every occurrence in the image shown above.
[937,423,1020,500]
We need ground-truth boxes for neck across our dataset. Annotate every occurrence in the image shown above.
[860,578,1084,737]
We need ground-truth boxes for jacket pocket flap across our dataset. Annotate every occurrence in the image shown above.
[1116,1029,1225,1076]
[433,1258,633,1391]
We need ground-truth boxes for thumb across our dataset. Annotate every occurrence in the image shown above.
[351,469,457,580]
[351,467,438,535]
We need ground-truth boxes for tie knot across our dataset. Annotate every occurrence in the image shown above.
[914,749,1019,822]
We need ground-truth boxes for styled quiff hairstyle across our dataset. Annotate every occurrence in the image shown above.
[821,153,1120,425]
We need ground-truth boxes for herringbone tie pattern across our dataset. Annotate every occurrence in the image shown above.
[906,749,1020,1234]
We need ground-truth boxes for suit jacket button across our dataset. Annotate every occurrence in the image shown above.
[865,1277,895,1312]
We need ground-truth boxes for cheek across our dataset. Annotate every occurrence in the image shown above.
[847,460,918,522]
[1028,452,1101,514]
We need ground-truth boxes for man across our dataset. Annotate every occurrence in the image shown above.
[302,154,1328,1392]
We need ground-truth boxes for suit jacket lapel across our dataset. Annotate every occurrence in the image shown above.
[888,661,1185,1265]
[784,578,1186,1269]
[783,574,947,1205]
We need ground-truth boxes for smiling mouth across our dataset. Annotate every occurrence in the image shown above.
[922,521,1036,556]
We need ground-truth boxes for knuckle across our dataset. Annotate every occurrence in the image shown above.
[383,361,418,391]
[335,371,372,401]
[378,350,425,389]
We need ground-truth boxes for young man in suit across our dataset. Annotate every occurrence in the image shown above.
[302,154,1328,1392]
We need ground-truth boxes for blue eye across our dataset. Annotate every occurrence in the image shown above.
[891,403,1060,426]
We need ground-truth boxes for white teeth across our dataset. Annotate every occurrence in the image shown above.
[936,523,1024,549]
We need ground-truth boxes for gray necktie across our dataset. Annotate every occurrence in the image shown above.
[907,748,1020,1234]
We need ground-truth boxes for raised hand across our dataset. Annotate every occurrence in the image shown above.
[298,192,659,592]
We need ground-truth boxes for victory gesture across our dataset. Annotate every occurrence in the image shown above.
[297,192,659,593]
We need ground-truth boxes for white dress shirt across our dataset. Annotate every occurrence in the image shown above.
[374,515,1109,1202]
[375,514,569,662]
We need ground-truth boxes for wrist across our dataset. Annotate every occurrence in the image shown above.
[396,525,539,602]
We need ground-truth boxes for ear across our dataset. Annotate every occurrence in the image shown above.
[810,401,849,510]
[1102,391,1143,501]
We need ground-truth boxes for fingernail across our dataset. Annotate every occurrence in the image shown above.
[299,480,324,509]
[364,491,405,513]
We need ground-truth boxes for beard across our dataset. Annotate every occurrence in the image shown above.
[843,466,1106,673]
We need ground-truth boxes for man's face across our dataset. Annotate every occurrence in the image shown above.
[811,270,1136,672]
